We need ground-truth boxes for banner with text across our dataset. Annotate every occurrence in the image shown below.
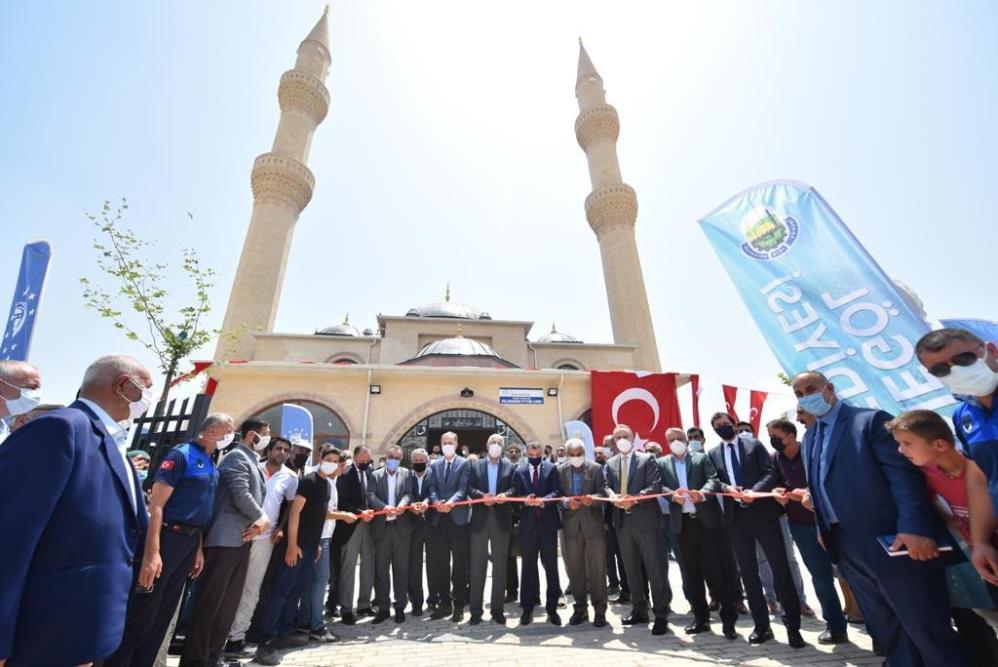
[699,180,954,415]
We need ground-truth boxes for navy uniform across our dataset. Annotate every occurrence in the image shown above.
[106,441,218,667]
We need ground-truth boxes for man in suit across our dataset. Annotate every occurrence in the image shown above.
[335,446,376,624]
[659,428,739,638]
[0,355,148,665]
[406,447,436,616]
[707,411,805,648]
[367,444,413,624]
[604,425,670,635]
[504,443,523,603]
[792,371,971,666]
[513,441,563,626]
[181,419,270,666]
[467,434,517,625]
[558,438,609,627]
[428,432,472,621]
[0,359,42,445]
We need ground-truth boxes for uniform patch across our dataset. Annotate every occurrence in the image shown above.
[160,459,176,471]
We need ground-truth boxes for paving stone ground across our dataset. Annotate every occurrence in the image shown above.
[169,553,880,666]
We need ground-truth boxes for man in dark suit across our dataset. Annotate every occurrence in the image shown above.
[604,424,670,635]
[466,434,516,625]
[367,444,413,624]
[707,412,805,648]
[334,446,375,624]
[428,432,472,621]
[558,438,609,627]
[659,428,739,638]
[0,355,149,665]
[513,441,563,625]
[406,447,436,616]
[792,371,971,666]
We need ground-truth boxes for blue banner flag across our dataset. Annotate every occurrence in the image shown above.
[281,403,313,447]
[699,180,954,415]
[942,319,998,346]
[1,241,52,361]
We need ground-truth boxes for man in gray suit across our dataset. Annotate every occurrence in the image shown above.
[367,445,413,624]
[659,428,739,639]
[604,424,670,635]
[558,438,609,628]
[428,432,472,621]
[466,434,516,625]
[182,418,270,666]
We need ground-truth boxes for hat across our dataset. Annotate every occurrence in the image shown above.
[290,437,313,451]
[127,450,150,461]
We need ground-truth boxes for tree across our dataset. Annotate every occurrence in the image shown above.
[80,198,216,415]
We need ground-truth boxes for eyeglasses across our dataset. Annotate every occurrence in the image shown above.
[926,346,983,378]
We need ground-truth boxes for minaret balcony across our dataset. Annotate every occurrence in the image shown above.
[251,153,316,213]
[278,70,331,124]
[575,104,620,149]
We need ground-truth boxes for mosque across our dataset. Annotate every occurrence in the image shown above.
[207,8,669,456]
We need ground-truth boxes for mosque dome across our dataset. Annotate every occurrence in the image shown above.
[536,323,582,344]
[400,331,518,368]
[316,314,361,337]
[405,286,491,320]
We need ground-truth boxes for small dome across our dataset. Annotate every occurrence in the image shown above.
[316,314,361,337]
[417,336,503,358]
[407,285,484,320]
[536,323,582,344]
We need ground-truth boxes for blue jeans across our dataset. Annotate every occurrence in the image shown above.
[258,544,318,643]
[789,523,847,635]
[297,538,331,633]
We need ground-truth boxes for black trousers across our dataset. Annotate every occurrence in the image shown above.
[678,515,738,626]
[506,519,520,597]
[605,524,629,593]
[408,517,432,609]
[708,525,744,603]
[429,517,470,608]
[180,543,251,666]
[105,529,199,667]
[520,526,560,613]
[730,510,801,631]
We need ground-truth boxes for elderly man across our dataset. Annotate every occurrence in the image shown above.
[368,445,413,624]
[558,438,608,627]
[106,413,231,666]
[181,419,270,666]
[429,432,472,621]
[0,359,42,444]
[0,355,148,665]
[406,447,436,616]
[467,434,516,625]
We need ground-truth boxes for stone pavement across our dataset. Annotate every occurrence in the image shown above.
[169,555,881,667]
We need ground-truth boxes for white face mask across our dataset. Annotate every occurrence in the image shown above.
[557,456,568,464]
[441,443,456,458]
[217,433,235,448]
[117,378,153,424]
[941,357,998,397]
[569,455,585,468]
[688,440,704,453]
[616,438,633,454]
[488,443,503,459]
[669,440,688,457]
[320,461,338,475]
[1,378,41,416]
[253,434,271,452]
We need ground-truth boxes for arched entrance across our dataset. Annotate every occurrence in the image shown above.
[397,408,526,460]
[248,399,350,451]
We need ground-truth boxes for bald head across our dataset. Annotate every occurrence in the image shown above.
[77,354,153,423]
[0,360,42,419]
[81,355,150,392]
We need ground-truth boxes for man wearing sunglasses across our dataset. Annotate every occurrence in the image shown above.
[916,328,998,590]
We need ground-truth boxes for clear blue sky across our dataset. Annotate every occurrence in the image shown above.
[1,1,995,418]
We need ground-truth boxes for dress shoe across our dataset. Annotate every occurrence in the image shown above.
[491,612,507,626]
[429,606,452,620]
[788,629,807,649]
[469,613,482,626]
[722,624,738,640]
[708,599,720,612]
[818,629,849,645]
[766,599,779,616]
[621,612,649,625]
[651,618,670,635]
[223,640,253,659]
[611,593,631,605]
[356,607,376,618]
[325,607,341,619]
[505,591,518,603]
[519,609,533,625]
[410,605,423,617]
[394,610,406,624]
[568,611,589,626]
[801,603,816,618]
[607,584,621,598]
[593,613,608,628]
[547,610,562,626]
[684,621,710,635]
[748,627,775,644]
[557,596,567,609]
[274,633,310,649]
[252,642,280,667]
[450,607,465,623]
[340,611,357,625]
[736,601,749,615]
[372,611,390,624]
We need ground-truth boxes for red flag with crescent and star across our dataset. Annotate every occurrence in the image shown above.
[591,371,682,451]
[722,384,740,422]
[749,390,768,437]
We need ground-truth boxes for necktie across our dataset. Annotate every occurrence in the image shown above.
[728,443,742,487]
[445,461,451,486]
[532,464,542,519]
[620,456,629,495]
[573,471,581,497]
[811,421,826,481]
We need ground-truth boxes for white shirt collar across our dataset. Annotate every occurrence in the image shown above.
[78,398,128,440]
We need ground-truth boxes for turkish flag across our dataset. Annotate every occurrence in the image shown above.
[690,374,701,428]
[591,371,682,451]
[749,390,768,437]
[722,385,740,422]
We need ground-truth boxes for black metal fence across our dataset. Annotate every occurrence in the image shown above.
[132,393,212,489]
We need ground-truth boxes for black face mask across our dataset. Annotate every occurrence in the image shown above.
[291,453,309,470]
[770,437,787,452]
[527,456,542,467]
[411,461,427,473]
[714,424,736,441]
[356,461,370,471]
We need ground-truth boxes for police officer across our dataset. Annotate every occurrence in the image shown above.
[105,413,231,667]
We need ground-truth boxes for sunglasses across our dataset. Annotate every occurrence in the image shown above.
[927,346,983,378]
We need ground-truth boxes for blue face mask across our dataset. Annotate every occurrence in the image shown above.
[386,459,401,473]
[798,387,833,417]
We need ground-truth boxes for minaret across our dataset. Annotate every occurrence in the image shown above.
[575,40,661,372]
[216,8,332,359]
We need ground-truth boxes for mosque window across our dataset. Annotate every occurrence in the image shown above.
[249,399,350,451]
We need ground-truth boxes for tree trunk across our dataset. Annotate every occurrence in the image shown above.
[153,359,178,419]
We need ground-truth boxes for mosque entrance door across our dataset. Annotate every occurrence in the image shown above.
[397,408,525,462]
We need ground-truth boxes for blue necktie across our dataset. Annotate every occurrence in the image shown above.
[728,443,743,487]
[811,421,826,482]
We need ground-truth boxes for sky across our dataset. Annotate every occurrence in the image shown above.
[1,0,996,423]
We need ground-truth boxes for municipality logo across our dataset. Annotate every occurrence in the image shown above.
[739,207,799,260]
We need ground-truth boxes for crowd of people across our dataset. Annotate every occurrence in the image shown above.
[1,325,998,666]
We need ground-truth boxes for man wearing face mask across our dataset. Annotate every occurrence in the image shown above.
[604,424,671,635]
[288,440,313,475]
[181,419,271,666]
[0,360,42,445]
[406,448,437,616]
[428,432,472,621]
[792,370,969,666]
[0,355,148,666]
[685,428,706,454]
[334,446,376,624]
[106,412,230,666]
[467,434,516,625]
[504,443,523,604]
[367,445,413,624]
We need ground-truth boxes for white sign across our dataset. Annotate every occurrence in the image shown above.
[499,387,544,405]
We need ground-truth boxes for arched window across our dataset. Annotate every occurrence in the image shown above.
[397,408,525,462]
[249,400,350,452]
[557,363,581,371]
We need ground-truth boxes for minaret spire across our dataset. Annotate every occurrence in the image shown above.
[216,9,332,359]
[575,41,661,372]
